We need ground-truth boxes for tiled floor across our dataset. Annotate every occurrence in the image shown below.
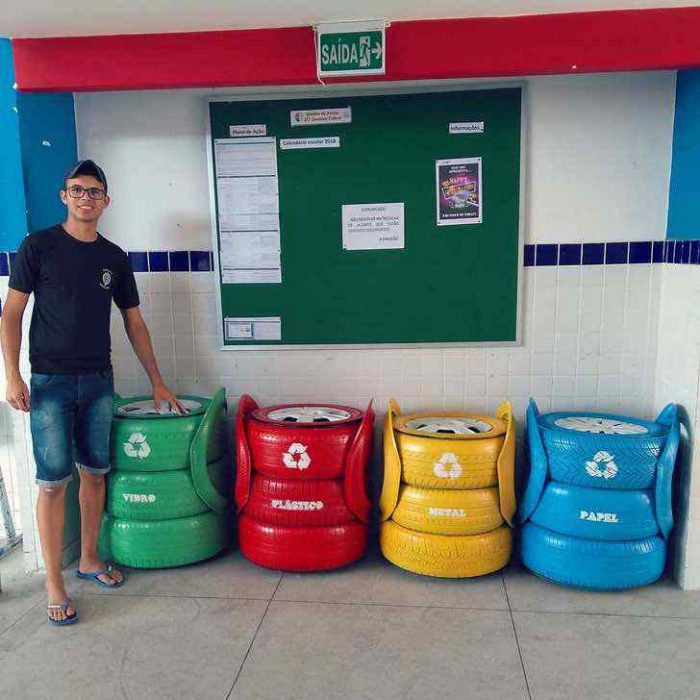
[2,547,700,700]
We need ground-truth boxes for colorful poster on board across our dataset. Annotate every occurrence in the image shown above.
[435,157,482,226]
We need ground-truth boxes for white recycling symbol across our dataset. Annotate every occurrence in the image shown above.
[433,452,463,479]
[282,443,311,470]
[585,450,619,480]
[124,432,152,460]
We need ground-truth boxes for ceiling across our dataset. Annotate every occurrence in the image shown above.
[2,0,699,38]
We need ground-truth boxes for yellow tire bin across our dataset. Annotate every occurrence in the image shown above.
[380,521,512,578]
[380,400,516,578]
[392,485,503,535]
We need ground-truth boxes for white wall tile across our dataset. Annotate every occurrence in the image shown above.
[654,264,700,589]
[553,351,577,376]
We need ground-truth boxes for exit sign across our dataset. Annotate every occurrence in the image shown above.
[316,22,386,78]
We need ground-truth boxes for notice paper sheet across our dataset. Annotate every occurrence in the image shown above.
[214,137,282,284]
[341,202,405,251]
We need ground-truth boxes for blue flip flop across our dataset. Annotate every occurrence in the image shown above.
[47,599,78,626]
[76,563,126,589]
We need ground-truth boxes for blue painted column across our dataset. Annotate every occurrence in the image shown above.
[0,38,26,256]
[17,91,78,233]
[0,36,77,261]
[667,70,700,240]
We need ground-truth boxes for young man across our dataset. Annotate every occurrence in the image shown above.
[1,160,184,625]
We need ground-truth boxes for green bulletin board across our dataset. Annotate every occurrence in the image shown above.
[208,87,523,347]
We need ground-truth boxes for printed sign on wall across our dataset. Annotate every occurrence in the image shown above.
[280,137,340,150]
[290,108,352,127]
[435,157,482,226]
[229,124,267,137]
[341,202,405,251]
[225,317,282,341]
[316,21,386,78]
[449,122,484,134]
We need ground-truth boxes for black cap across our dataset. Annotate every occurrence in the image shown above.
[63,159,108,194]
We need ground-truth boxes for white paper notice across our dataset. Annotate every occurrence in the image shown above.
[221,231,280,270]
[290,107,352,127]
[222,213,280,232]
[223,269,282,284]
[230,124,267,137]
[214,138,277,177]
[449,122,485,134]
[225,319,253,339]
[214,137,283,284]
[218,177,279,225]
[280,137,340,150]
[225,317,282,341]
[342,203,405,251]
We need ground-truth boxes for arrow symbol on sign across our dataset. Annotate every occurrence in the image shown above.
[372,42,383,60]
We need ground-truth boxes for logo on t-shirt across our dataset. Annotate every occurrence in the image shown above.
[100,269,113,290]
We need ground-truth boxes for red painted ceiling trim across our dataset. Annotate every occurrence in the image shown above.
[13,26,317,92]
[12,7,700,93]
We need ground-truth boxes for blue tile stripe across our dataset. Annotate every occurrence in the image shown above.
[559,243,582,266]
[582,243,604,265]
[127,251,148,273]
[535,244,557,266]
[2,242,700,277]
[148,251,169,272]
[521,240,700,267]
[0,249,215,276]
[168,250,190,272]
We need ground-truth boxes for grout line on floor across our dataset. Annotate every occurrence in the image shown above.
[508,607,700,622]
[225,573,284,700]
[503,571,533,700]
[261,597,510,612]
[80,591,276,602]
[0,596,44,639]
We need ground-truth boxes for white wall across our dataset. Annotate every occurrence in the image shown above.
[527,73,674,242]
[75,72,676,249]
[76,90,214,251]
[0,403,21,540]
[0,288,26,547]
[654,263,700,589]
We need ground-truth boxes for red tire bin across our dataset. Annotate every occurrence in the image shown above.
[238,515,368,572]
[246,404,364,480]
[235,396,374,572]
[244,475,356,527]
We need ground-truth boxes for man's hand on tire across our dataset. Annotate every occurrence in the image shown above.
[152,382,187,415]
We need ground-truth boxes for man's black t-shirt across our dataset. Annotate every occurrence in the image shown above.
[9,225,140,374]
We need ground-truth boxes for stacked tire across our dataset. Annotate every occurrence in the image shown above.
[379,400,516,578]
[235,396,374,572]
[518,400,680,590]
[99,389,231,568]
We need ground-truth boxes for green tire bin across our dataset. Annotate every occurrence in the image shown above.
[100,388,232,568]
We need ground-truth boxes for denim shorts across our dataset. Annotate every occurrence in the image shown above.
[30,370,114,487]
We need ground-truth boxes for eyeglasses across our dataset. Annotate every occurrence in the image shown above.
[66,185,107,200]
